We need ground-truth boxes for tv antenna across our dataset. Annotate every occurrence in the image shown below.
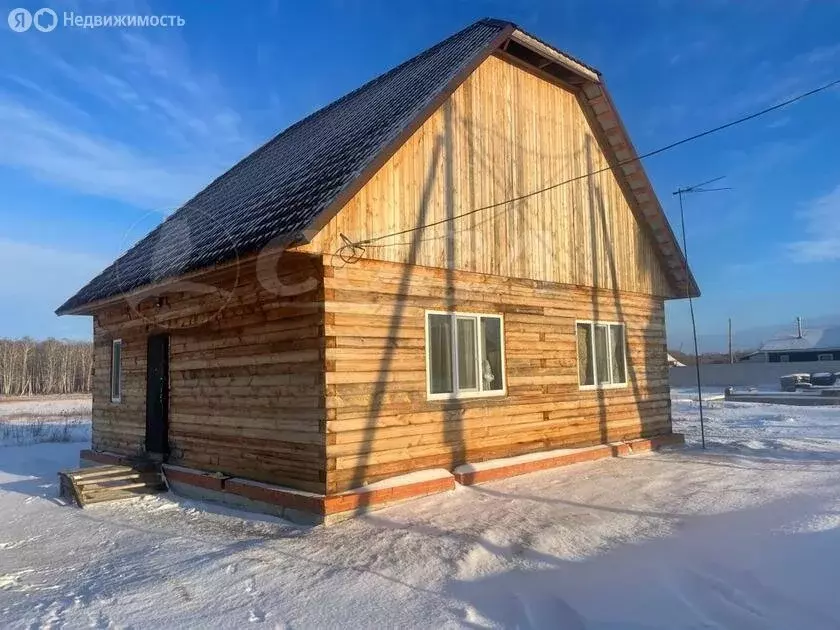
[673,176,732,449]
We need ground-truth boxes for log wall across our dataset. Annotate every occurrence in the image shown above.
[91,252,328,493]
[323,257,671,494]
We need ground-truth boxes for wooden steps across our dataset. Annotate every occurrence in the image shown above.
[59,463,165,507]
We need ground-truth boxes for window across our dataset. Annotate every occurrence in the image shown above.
[426,312,505,399]
[111,339,122,403]
[779,354,790,363]
[577,322,627,388]
[818,353,833,361]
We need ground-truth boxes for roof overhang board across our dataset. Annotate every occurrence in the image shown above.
[510,30,600,83]
[579,82,700,297]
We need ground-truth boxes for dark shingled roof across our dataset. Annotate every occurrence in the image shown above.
[58,17,696,314]
[57,19,513,314]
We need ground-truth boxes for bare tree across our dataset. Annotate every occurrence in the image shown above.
[0,337,93,397]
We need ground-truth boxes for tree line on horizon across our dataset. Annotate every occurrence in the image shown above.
[0,338,92,397]
[667,349,754,366]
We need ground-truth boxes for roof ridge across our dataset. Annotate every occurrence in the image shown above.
[478,17,516,29]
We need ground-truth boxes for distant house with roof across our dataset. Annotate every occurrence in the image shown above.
[740,322,840,363]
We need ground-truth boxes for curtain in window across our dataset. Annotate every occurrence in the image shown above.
[480,317,503,391]
[577,323,594,385]
[457,318,478,390]
[610,324,626,383]
[594,324,609,384]
[428,315,453,394]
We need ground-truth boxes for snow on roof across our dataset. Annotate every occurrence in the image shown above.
[759,326,840,352]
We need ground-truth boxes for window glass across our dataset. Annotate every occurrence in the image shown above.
[426,313,505,397]
[457,317,478,390]
[578,323,627,388]
[111,340,122,402]
[480,317,503,391]
[428,315,453,394]
[610,324,626,383]
[577,323,594,385]
[594,324,610,384]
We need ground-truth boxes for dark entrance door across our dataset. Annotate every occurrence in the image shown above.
[145,333,170,456]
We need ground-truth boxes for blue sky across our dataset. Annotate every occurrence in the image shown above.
[1,0,838,350]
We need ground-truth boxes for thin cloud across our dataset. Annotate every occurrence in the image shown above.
[766,116,790,129]
[0,238,108,338]
[788,184,840,263]
[645,39,840,135]
[0,26,254,211]
[0,238,107,300]
[720,42,840,119]
[1,75,93,122]
[0,100,214,209]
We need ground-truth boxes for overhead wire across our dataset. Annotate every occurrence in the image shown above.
[334,76,840,261]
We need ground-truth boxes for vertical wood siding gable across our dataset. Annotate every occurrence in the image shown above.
[298,54,673,298]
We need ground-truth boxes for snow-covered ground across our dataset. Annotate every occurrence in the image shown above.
[1,391,840,628]
[0,395,92,418]
[673,386,840,457]
[0,395,91,446]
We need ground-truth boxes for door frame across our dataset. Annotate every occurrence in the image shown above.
[145,333,170,457]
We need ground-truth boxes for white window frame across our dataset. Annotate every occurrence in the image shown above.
[818,353,833,361]
[425,310,507,401]
[576,320,629,390]
[111,339,122,403]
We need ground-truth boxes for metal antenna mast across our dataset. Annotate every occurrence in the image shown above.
[673,176,731,449]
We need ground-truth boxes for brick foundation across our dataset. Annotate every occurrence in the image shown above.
[453,434,685,485]
[323,474,456,516]
[79,434,684,524]
[224,478,323,516]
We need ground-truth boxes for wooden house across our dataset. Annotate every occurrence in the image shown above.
[740,322,840,363]
[57,19,698,523]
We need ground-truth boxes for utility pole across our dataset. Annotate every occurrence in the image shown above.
[729,318,733,364]
[673,176,731,449]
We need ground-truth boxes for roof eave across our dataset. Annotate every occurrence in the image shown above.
[56,236,304,317]
[578,79,700,300]
[509,29,601,82]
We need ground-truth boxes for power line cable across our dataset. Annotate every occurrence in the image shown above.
[339,76,840,255]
